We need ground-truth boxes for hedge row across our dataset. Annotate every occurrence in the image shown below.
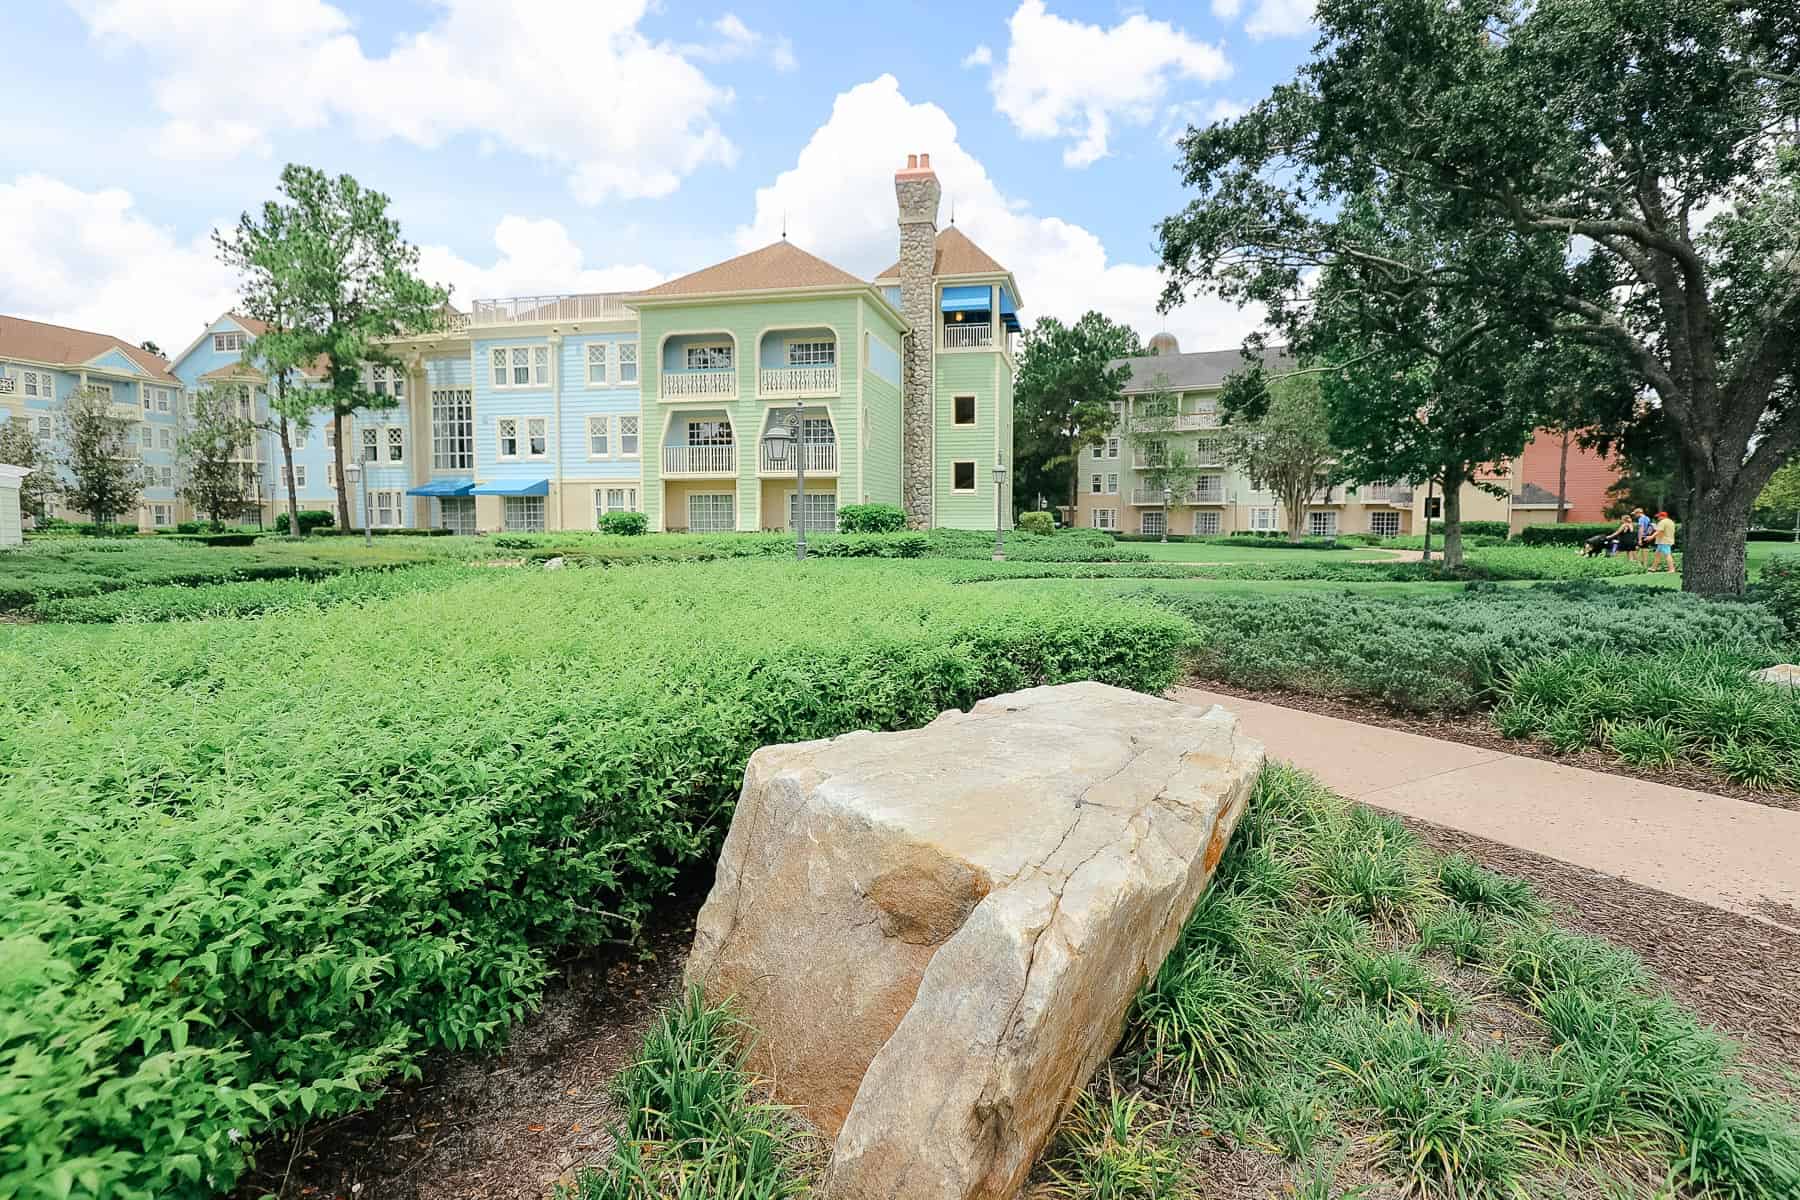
[27,564,476,623]
[0,562,1189,1199]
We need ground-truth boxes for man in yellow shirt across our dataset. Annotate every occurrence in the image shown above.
[1648,511,1678,573]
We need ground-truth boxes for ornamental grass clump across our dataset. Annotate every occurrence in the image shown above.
[0,560,1188,1199]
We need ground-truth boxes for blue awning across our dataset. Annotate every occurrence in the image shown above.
[470,478,550,497]
[1000,285,1021,333]
[406,478,475,497]
[940,284,992,313]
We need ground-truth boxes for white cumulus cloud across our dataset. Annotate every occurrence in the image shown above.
[975,0,1232,167]
[681,13,797,71]
[734,76,1268,355]
[1242,0,1317,39]
[419,217,667,304]
[68,0,748,201]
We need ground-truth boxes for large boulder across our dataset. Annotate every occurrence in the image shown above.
[683,681,1264,1200]
[1754,663,1800,688]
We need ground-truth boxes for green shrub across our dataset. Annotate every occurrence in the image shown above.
[175,521,205,534]
[1516,522,1622,547]
[0,561,1188,1198]
[1758,553,1800,640]
[836,502,907,534]
[168,532,260,547]
[28,564,470,623]
[1428,519,1511,539]
[597,510,649,536]
[272,509,336,535]
[1017,511,1056,536]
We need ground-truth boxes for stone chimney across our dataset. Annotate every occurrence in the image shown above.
[896,153,940,527]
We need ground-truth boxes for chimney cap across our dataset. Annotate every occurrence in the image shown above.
[897,151,938,178]
[906,153,918,168]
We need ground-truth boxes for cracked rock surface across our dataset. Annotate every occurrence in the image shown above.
[683,682,1264,1200]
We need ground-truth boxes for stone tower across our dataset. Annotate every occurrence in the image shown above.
[895,153,940,527]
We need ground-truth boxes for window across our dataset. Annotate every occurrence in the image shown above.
[1106,473,1119,495]
[504,495,546,532]
[282,464,308,489]
[236,389,252,419]
[213,331,246,353]
[361,427,379,464]
[89,383,113,403]
[1105,437,1120,458]
[687,418,732,446]
[159,429,173,450]
[372,489,404,528]
[788,491,838,532]
[1250,507,1279,532]
[952,460,977,492]
[325,423,337,449]
[1094,508,1118,530]
[526,417,547,458]
[952,394,976,426]
[618,342,638,383]
[22,370,51,399]
[587,415,610,457]
[387,426,405,463]
[594,487,639,525]
[1308,510,1339,537]
[431,389,474,469]
[619,415,639,457]
[151,503,173,527]
[437,497,476,535]
[1091,443,1104,461]
[1193,511,1221,535]
[160,466,174,487]
[1091,473,1102,495]
[142,390,151,410]
[688,493,735,533]
[787,340,835,367]
[1369,511,1401,537]
[156,389,171,413]
[140,425,153,448]
[1140,511,1166,537]
[685,343,733,371]
[587,343,608,385]
[491,345,550,388]
[36,415,52,437]
[497,417,519,459]
[368,364,407,399]
[1424,496,1443,519]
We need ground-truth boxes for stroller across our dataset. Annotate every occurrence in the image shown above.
[1581,525,1636,557]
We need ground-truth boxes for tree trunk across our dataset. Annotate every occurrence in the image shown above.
[1283,480,1306,543]
[1555,430,1570,524]
[332,410,351,531]
[1440,465,1465,569]
[279,418,303,539]
[1678,482,1754,597]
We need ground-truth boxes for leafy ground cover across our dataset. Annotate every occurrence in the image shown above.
[568,767,1800,1198]
[0,561,1186,1200]
[25,562,477,623]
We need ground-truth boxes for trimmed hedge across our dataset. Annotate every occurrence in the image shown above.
[273,509,336,535]
[1428,518,1511,539]
[1017,511,1056,536]
[27,564,472,624]
[0,562,1189,1199]
[837,502,907,534]
[1516,522,1624,547]
[597,511,648,536]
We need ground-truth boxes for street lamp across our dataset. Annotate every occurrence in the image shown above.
[992,452,1008,561]
[343,461,371,547]
[1161,483,1171,543]
[760,399,807,561]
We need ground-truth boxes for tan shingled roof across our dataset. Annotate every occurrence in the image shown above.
[0,314,180,383]
[873,226,1010,282]
[636,240,867,299]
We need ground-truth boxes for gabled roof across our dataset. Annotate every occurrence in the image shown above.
[1110,345,1296,394]
[198,362,264,383]
[171,312,329,379]
[0,314,179,383]
[635,240,867,299]
[873,226,1011,282]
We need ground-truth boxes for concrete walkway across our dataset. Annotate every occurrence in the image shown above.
[1173,687,1800,932]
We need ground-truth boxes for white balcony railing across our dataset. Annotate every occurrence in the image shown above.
[1132,484,1227,505]
[759,442,839,474]
[1359,484,1415,505]
[1134,452,1223,470]
[943,322,993,350]
[467,293,632,326]
[661,370,737,400]
[662,444,737,474]
[1173,412,1220,430]
[758,365,839,397]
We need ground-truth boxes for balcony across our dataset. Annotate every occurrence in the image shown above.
[758,365,839,398]
[1174,412,1221,430]
[1358,484,1415,505]
[1132,483,1228,505]
[759,441,838,475]
[468,293,632,326]
[661,370,737,401]
[662,444,737,475]
[943,322,993,350]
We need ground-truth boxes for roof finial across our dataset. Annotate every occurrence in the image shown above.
[949,197,956,225]
[781,209,788,240]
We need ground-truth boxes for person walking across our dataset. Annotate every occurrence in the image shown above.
[1648,510,1678,574]
[1631,507,1654,567]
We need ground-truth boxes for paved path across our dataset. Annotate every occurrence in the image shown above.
[1172,687,1800,932]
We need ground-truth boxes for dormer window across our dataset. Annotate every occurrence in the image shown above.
[213,331,246,353]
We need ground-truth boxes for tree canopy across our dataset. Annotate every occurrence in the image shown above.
[1218,370,1336,545]
[1013,312,1141,519]
[58,387,142,526]
[179,386,259,529]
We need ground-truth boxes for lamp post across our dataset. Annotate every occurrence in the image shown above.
[761,400,807,561]
[344,461,371,547]
[1161,484,1171,543]
[992,452,1008,561]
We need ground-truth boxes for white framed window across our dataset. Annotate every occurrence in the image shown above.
[367,363,407,400]
[786,340,835,367]
[159,429,173,450]
[21,370,52,399]
[1091,473,1103,494]
[361,427,379,464]
[1094,508,1118,530]
[686,418,732,446]
[586,343,608,385]
[503,495,545,532]
[436,496,476,535]
[282,464,308,489]
[618,342,638,383]
[952,394,976,426]
[151,503,173,527]
[1193,511,1221,535]
[213,331,246,353]
[491,344,550,389]
[497,417,519,459]
[159,465,174,487]
[236,389,252,419]
[587,414,610,458]
[619,415,639,457]
[370,489,405,528]
[787,490,838,532]
[386,426,405,463]
[156,389,172,413]
[1091,443,1104,461]
[142,389,151,410]
[1106,473,1119,495]
[431,389,474,470]
[1140,510,1166,536]
[526,416,547,458]
[1250,507,1279,532]
[685,343,733,371]
[594,486,640,525]
[1308,510,1339,537]
[325,422,337,449]
[1369,511,1401,537]
[1105,437,1120,458]
[88,382,113,403]
[36,415,53,437]
[140,425,153,448]
[687,493,735,533]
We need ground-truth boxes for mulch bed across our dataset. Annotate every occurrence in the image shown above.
[235,889,703,1200]
[1191,676,1800,814]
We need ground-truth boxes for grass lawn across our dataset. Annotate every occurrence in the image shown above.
[1120,541,1372,564]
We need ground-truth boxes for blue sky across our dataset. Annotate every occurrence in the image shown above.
[0,1,1315,355]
